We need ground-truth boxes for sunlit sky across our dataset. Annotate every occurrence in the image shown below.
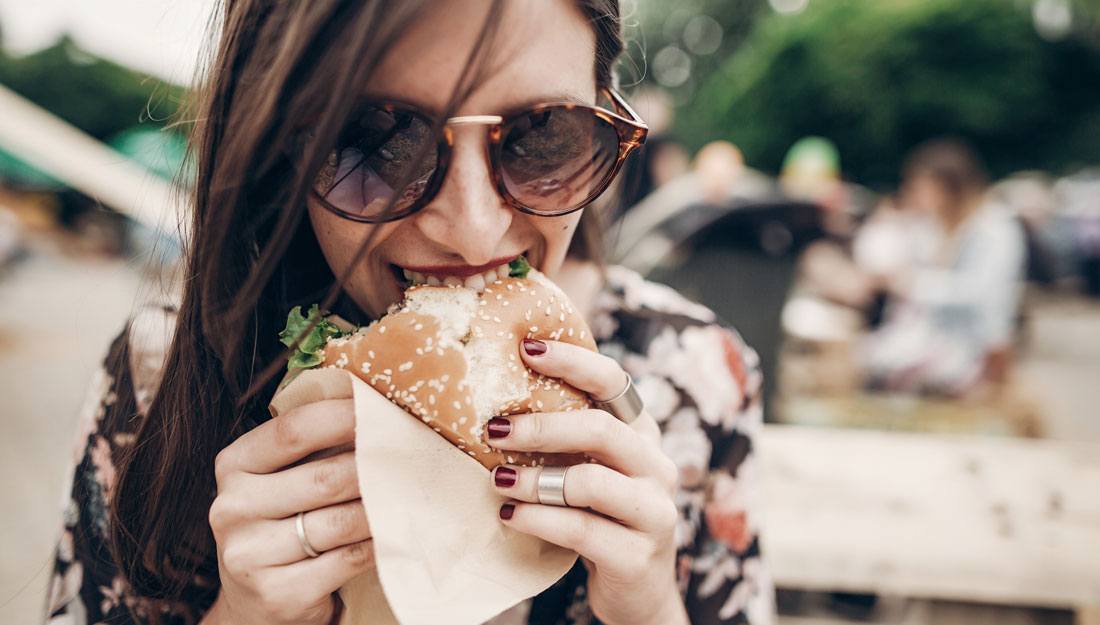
[0,0,218,84]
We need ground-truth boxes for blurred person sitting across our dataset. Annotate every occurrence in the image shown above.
[611,140,776,260]
[861,139,1027,396]
[780,136,849,227]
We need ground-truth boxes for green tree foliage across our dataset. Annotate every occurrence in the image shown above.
[677,0,1100,186]
[0,35,186,142]
[631,0,769,95]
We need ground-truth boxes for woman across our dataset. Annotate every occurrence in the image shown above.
[861,139,1026,394]
[47,1,773,624]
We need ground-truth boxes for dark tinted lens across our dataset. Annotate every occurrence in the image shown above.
[316,105,437,219]
[499,106,620,213]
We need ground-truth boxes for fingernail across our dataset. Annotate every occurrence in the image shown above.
[494,466,517,488]
[522,339,547,356]
[487,417,511,439]
[499,503,515,520]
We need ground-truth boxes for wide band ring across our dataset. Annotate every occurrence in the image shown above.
[295,511,322,558]
[536,465,570,507]
[592,372,644,424]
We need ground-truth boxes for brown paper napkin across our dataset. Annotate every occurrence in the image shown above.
[269,367,578,625]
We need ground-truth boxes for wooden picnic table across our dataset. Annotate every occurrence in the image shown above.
[757,424,1100,623]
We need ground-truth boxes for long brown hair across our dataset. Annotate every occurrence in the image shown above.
[109,0,625,613]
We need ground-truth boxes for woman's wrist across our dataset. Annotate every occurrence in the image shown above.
[643,586,690,625]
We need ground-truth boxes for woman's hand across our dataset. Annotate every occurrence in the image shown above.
[485,339,689,625]
[206,399,374,625]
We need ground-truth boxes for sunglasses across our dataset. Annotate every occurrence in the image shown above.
[311,88,648,223]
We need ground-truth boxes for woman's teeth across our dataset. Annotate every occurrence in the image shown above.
[400,265,507,292]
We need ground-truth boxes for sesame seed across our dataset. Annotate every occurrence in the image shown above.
[414,323,423,331]
[368,350,376,359]
[429,395,436,404]
[398,361,413,372]
[379,326,386,334]
[545,306,552,316]
[530,326,538,332]
[452,401,462,410]
[568,328,574,336]
[383,368,392,375]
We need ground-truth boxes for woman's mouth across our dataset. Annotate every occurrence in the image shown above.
[388,254,527,293]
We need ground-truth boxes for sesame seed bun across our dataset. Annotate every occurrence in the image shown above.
[321,268,597,470]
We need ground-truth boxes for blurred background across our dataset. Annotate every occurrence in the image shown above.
[2,0,1099,624]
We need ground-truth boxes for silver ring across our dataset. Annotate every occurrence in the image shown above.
[592,372,644,424]
[295,511,321,558]
[536,465,570,507]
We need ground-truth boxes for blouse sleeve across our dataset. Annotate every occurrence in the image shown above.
[640,321,776,625]
[46,329,141,624]
[45,312,211,625]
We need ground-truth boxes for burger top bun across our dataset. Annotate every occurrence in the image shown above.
[321,267,598,470]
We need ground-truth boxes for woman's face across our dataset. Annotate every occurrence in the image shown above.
[308,0,598,319]
[901,172,951,221]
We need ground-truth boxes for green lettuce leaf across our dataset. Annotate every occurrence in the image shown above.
[278,304,347,372]
[508,255,531,278]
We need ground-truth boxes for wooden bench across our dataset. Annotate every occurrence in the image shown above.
[757,424,1100,624]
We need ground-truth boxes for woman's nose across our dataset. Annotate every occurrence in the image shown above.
[413,125,513,266]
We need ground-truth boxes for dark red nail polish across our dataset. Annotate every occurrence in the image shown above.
[499,503,515,520]
[494,466,517,488]
[522,339,547,356]
[487,417,511,439]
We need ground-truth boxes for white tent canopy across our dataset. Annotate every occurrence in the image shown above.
[0,83,186,237]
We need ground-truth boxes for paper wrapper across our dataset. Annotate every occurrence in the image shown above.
[269,367,578,625]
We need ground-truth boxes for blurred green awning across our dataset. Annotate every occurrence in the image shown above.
[108,127,192,183]
[0,146,65,190]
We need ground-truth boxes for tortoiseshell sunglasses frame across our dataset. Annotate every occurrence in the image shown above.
[311,87,648,223]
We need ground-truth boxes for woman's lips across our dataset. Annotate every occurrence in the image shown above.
[401,255,519,279]
[389,254,526,292]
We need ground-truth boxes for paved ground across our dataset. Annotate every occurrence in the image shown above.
[0,241,143,624]
[1,237,1096,624]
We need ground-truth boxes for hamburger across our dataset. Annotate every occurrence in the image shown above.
[279,257,597,470]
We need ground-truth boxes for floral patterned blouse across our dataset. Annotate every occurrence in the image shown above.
[46,264,775,625]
